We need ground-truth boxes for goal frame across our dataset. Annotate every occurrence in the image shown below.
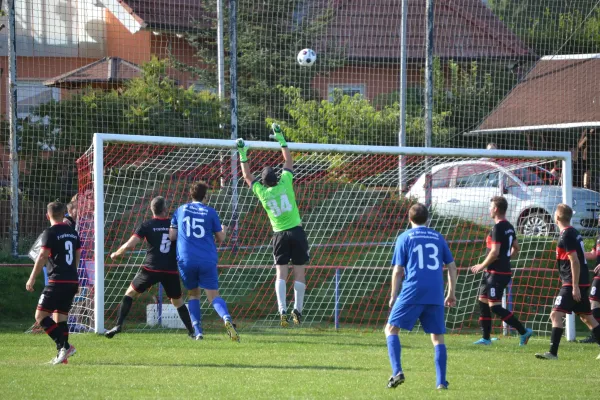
[91,132,575,338]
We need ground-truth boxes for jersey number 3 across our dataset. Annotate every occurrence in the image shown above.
[412,243,440,270]
[267,194,292,217]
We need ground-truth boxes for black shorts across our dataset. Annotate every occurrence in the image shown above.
[478,272,511,302]
[590,277,600,301]
[131,269,182,299]
[37,283,78,315]
[272,225,310,266]
[552,286,591,315]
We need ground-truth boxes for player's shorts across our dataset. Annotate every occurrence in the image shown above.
[388,302,446,334]
[37,283,79,315]
[552,285,591,315]
[590,277,600,301]
[178,262,219,291]
[478,272,511,302]
[130,269,182,299]
[272,225,310,266]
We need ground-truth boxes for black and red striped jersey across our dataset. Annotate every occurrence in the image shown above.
[556,226,589,286]
[594,235,600,277]
[485,220,516,275]
[133,218,177,272]
[40,223,81,284]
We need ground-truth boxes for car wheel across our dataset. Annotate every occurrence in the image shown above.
[519,212,554,237]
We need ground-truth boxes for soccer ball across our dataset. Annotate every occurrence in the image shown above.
[297,48,317,67]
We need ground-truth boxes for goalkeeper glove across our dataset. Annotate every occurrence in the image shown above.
[236,138,249,162]
[269,123,288,147]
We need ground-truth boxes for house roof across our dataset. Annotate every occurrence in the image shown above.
[469,54,600,135]
[324,0,533,60]
[116,0,208,32]
[43,57,141,88]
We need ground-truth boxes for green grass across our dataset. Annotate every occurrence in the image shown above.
[1,328,598,399]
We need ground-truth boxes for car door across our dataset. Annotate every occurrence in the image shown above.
[428,165,456,216]
[448,164,501,225]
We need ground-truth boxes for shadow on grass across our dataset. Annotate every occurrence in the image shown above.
[78,361,367,371]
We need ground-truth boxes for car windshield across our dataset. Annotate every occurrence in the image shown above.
[509,166,559,186]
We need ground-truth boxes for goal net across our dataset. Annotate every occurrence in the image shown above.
[76,134,581,337]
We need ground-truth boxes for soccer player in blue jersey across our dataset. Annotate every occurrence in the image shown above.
[385,203,457,390]
[169,182,239,341]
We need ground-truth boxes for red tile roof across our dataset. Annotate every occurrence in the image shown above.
[324,0,532,60]
[118,0,208,32]
[43,57,141,88]
[471,54,600,134]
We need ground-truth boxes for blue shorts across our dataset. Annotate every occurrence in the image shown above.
[388,303,446,334]
[178,263,219,291]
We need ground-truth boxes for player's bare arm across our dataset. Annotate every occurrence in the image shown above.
[584,250,597,261]
[510,238,520,258]
[215,225,227,244]
[282,146,293,171]
[389,265,404,308]
[471,243,500,273]
[444,261,458,307]
[169,227,178,241]
[110,236,142,260]
[568,252,581,302]
[27,247,51,292]
[236,139,255,187]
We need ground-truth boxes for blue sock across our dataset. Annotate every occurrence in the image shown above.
[212,297,231,321]
[434,344,447,387]
[188,299,203,335]
[386,335,402,376]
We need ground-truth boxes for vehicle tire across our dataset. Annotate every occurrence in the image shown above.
[518,212,555,237]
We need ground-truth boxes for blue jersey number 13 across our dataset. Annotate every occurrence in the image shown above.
[412,243,440,270]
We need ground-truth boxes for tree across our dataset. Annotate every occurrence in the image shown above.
[175,0,343,140]
[18,57,224,202]
[276,86,452,147]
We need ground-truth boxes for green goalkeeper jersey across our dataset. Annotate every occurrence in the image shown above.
[252,169,302,232]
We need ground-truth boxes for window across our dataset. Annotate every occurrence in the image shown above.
[328,84,366,101]
[15,81,60,118]
[455,164,499,188]
[432,166,454,188]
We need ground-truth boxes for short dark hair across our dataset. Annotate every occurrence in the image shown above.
[556,203,573,223]
[490,196,508,215]
[408,203,428,225]
[190,181,208,202]
[47,202,66,220]
[151,196,166,215]
[261,166,278,187]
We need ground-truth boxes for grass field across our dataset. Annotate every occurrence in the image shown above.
[1,325,599,400]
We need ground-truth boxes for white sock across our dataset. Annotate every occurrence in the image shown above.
[294,281,306,313]
[275,279,287,313]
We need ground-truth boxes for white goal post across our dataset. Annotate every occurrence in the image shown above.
[88,132,576,339]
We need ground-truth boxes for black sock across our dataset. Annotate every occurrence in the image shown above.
[117,295,133,327]
[592,325,600,345]
[40,316,62,348]
[490,305,526,335]
[58,321,70,349]
[593,308,600,324]
[550,327,564,356]
[479,301,492,340]
[176,304,194,334]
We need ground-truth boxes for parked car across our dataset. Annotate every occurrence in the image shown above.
[407,160,600,236]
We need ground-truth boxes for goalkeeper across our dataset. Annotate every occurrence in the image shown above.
[238,124,309,327]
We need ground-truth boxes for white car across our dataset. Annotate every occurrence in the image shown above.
[407,160,600,236]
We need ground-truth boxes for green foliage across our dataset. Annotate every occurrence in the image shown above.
[489,1,600,55]
[17,57,225,203]
[179,0,343,139]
